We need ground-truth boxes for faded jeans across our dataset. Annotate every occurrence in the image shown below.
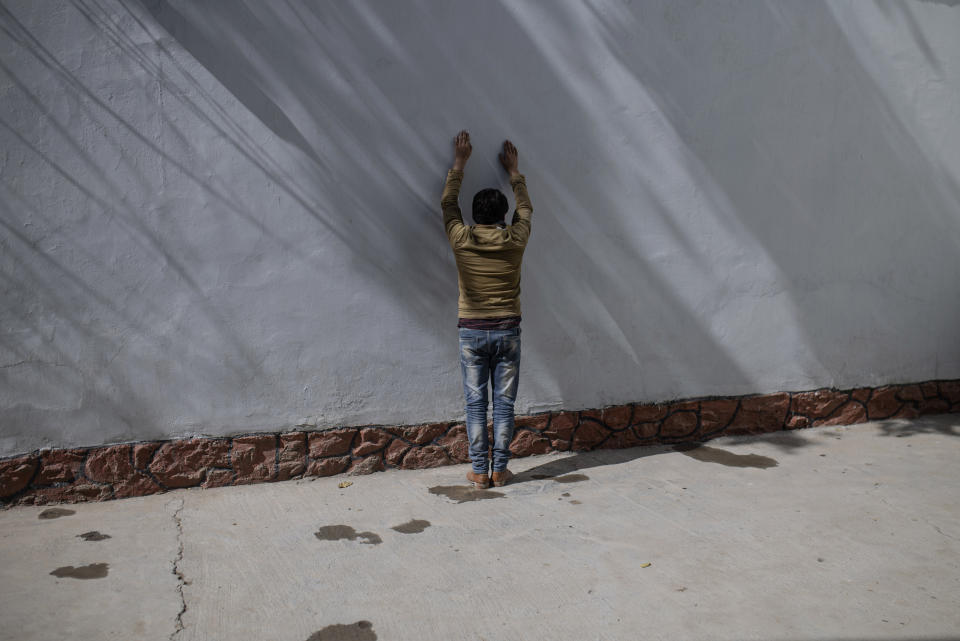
[458,326,521,474]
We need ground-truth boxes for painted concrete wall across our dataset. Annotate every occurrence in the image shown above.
[2,0,959,457]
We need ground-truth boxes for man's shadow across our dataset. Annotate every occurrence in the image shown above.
[510,443,680,485]
[510,431,787,485]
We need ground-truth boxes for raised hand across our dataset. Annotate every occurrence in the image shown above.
[499,139,519,177]
[453,130,472,171]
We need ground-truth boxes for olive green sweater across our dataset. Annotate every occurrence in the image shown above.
[441,169,533,318]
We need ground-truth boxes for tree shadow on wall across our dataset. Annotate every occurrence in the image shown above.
[132,0,960,405]
[129,0,757,405]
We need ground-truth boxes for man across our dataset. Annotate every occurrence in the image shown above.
[440,130,533,489]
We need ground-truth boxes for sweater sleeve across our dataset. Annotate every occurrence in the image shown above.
[508,174,533,246]
[441,169,467,246]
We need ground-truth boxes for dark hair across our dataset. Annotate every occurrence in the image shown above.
[472,188,508,225]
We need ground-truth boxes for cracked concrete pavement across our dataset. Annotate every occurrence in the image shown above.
[1,413,958,641]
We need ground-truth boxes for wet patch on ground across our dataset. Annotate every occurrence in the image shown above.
[314,525,382,545]
[50,562,109,579]
[672,443,778,468]
[428,485,505,503]
[307,620,376,640]
[38,507,75,520]
[391,519,431,534]
[76,531,111,541]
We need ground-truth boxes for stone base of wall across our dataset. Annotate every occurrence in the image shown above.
[2,379,958,507]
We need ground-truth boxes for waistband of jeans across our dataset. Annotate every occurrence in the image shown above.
[458,325,521,336]
[457,316,521,330]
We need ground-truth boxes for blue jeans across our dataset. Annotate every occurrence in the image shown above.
[458,326,521,474]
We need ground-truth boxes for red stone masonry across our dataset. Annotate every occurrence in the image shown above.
[2,378,959,507]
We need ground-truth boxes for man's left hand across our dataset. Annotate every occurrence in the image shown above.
[453,130,472,171]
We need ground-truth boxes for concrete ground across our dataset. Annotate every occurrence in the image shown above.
[1,414,959,641]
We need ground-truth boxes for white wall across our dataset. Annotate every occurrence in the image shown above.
[2,0,959,456]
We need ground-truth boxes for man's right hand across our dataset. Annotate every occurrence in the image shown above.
[499,140,520,177]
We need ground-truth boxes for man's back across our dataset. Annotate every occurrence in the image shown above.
[441,169,533,318]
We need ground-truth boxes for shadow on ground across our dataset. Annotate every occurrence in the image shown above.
[514,414,960,485]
